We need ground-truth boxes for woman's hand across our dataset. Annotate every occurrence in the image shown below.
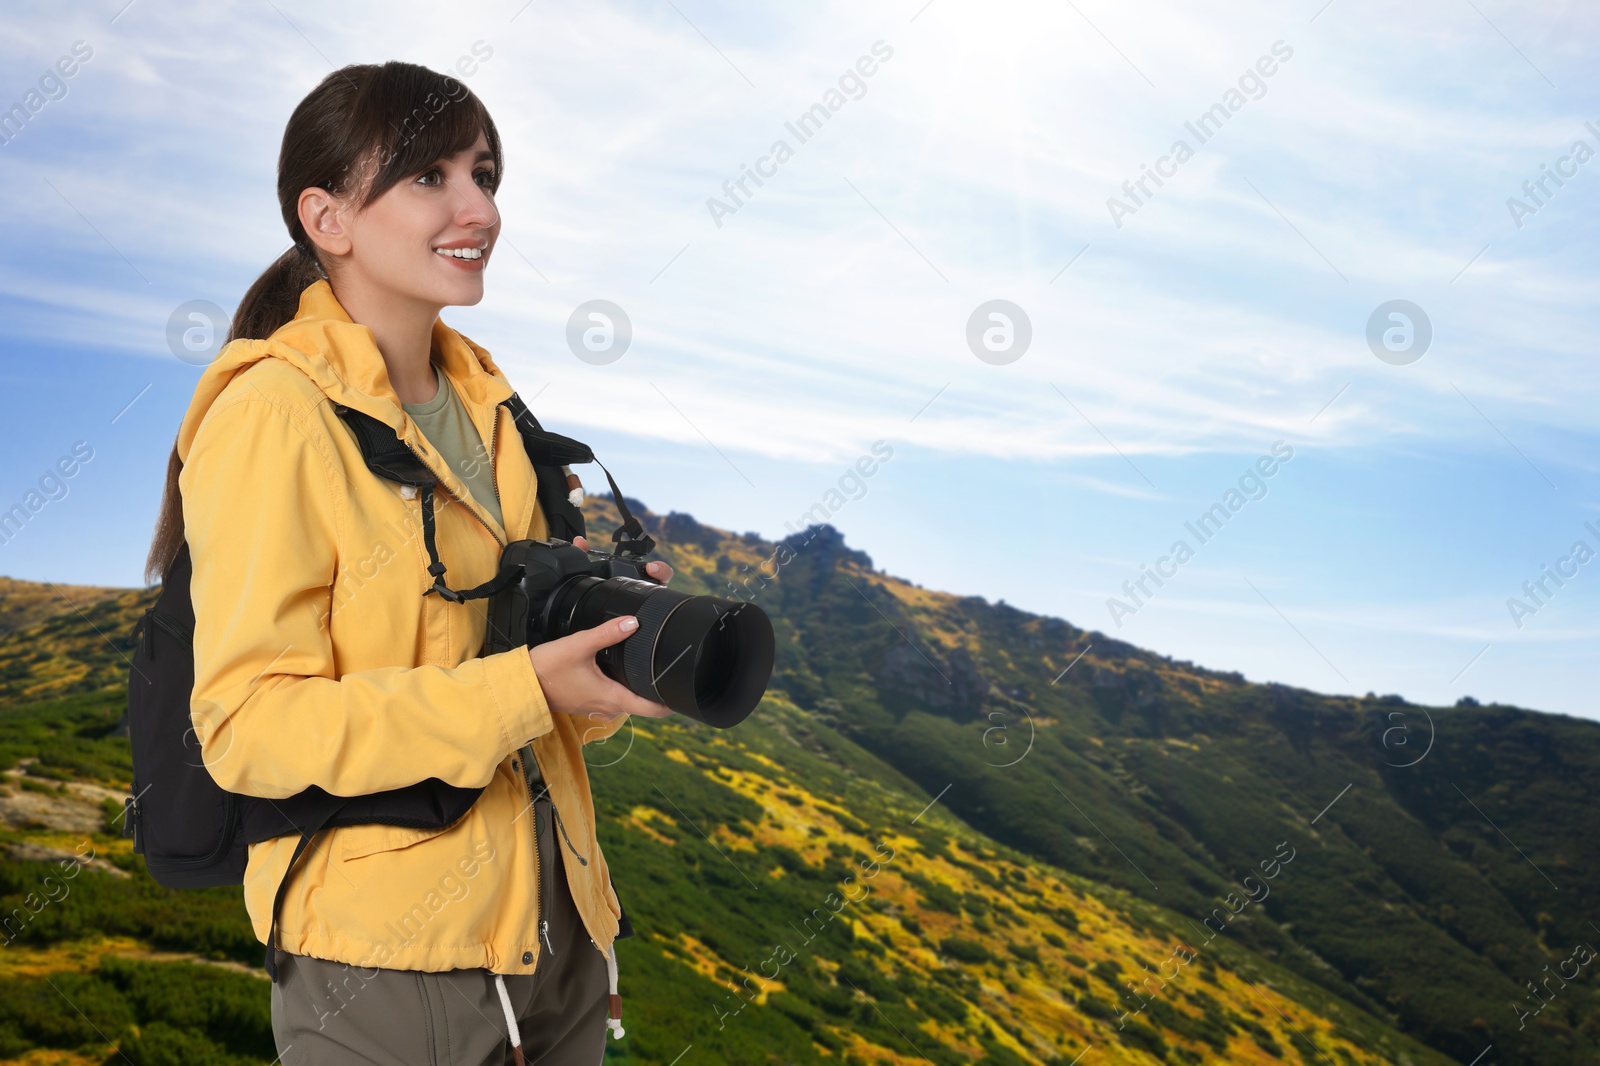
[528,615,676,724]
[571,535,674,585]
[528,535,675,725]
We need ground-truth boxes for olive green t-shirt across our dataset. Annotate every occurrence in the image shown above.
[402,362,504,531]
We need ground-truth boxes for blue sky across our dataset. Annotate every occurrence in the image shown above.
[1,0,1597,718]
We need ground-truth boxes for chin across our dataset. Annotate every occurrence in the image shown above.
[424,274,486,308]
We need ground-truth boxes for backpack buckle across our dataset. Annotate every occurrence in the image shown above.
[121,793,139,844]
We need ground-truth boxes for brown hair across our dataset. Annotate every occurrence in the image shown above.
[144,61,504,587]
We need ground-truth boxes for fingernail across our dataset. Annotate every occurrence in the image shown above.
[619,616,639,632]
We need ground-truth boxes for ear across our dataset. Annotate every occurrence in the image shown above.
[299,186,353,257]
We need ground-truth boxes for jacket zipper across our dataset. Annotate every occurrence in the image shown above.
[472,402,585,871]
[517,742,591,964]
[490,410,596,958]
[409,401,590,964]
[406,417,552,963]
[400,407,506,550]
[517,742,553,963]
[486,403,502,527]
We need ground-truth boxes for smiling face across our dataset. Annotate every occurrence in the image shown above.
[299,130,501,312]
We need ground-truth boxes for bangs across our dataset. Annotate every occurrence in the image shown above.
[338,63,502,205]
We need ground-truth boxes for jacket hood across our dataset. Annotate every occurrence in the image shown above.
[176,279,513,464]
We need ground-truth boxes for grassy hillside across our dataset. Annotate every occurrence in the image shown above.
[0,497,1592,1063]
[599,500,1600,1065]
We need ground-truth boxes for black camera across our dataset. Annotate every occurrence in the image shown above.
[480,538,774,728]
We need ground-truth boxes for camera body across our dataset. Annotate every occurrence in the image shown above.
[481,538,773,728]
[482,537,652,686]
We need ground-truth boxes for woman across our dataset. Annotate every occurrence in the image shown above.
[143,61,674,1064]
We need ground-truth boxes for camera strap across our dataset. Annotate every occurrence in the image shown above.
[418,483,526,603]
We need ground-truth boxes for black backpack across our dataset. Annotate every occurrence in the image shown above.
[123,391,645,977]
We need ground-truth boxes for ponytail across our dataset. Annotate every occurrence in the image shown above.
[142,244,328,586]
[228,242,328,348]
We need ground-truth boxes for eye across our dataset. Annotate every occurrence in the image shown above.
[415,167,443,187]
[474,168,497,190]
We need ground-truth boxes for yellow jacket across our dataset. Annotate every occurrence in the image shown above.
[176,279,629,977]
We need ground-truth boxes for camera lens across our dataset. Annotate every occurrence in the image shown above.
[695,618,739,707]
[545,577,773,728]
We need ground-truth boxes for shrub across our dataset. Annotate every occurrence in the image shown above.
[1076,995,1116,1020]
[939,937,992,964]
[1117,1018,1167,1058]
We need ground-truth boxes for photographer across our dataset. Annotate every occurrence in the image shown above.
[145,61,674,1065]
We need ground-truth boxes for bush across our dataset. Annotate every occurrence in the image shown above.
[1076,995,1116,1020]
[0,956,272,1063]
[0,857,257,964]
[939,937,992,964]
[1090,959,1123,986]
[1117,1017,1167,1057]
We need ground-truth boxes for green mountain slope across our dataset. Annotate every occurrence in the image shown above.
[0,497,1591,1064]
[597,500,1600,1065]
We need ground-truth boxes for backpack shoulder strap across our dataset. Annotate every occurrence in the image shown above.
[501,393,656,556]
[501,392,594,467]
[263,796,348,982]
[500,392,588,543]
[330,403,437,487]
[331,402,516,604]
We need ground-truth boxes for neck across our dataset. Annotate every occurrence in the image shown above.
[328,277,442,405]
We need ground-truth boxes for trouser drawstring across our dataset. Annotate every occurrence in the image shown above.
[492,971,525,1066]
[488,939,623,1058]
[605,940,625,1039]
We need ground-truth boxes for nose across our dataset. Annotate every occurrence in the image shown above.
[453,177,499,232]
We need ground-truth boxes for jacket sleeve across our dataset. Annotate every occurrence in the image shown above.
[180,390,554,800]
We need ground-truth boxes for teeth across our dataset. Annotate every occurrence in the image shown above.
[435,247,483,260]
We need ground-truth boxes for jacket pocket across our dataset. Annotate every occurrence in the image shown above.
[337,821,454,862]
